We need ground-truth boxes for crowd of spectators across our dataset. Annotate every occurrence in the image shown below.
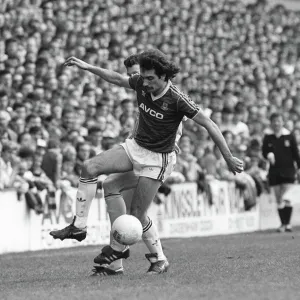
[1,0,300,210]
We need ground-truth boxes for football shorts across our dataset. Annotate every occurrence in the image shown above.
[121,138,176,182]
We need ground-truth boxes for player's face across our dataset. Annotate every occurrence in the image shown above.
[271,116,284,133]
[126,64,140,76]
[140,69,166,95]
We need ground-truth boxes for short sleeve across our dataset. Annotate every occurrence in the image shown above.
[128,74,141,91]
[177,94,200,119]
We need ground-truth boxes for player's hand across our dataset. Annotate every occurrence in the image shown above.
[267,152,275,165]
[226,156,244,175]
[63,56,89,70]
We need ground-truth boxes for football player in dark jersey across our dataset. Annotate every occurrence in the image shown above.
[96,54,182,276]
[50,49,243,275]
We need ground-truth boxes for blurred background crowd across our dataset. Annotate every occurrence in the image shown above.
[1,0,300,211]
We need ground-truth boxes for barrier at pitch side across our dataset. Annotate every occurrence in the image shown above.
[148,181,260,239]
[2,182,300,254]
[28,188,111,251]
[0,190,30,254]
[0,188,111,254]
[258,186,300,230]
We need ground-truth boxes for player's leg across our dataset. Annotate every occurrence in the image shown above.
[92,139,174,273]
[130,176,163,245]
[273,185,285,232]
[50,146,133,241]
[103,172,137,226]
[281,183,294,232]
[130,151,175,274]
[93,172,137,274]
[122,188,136,214]
[130,176,169,274]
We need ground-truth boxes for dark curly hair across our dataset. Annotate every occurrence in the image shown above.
[123,54,139,68]
[138,49,180,81]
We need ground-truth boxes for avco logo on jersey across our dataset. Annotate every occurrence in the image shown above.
[139,103,164,119]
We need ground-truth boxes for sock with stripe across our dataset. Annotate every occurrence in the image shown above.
[74,177,98,229]
[142,217,166,261]
[106,193,127,269]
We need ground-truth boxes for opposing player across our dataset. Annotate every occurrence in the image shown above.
[50,49,244,275]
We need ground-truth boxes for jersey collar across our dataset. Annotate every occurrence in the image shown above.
[151,80,171,101]
[264,127,290,137]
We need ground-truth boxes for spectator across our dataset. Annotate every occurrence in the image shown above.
[41,138,62,187]
[61,157,78,188]
[74,141,92,176]
[31,151,55,193]
[12,104,26,121]
[1,0,300,198]
[0,109,17,142]
[232,102,250,139]
[0,141,20,190]
[18,146,35,172]
[0,90,9,110]
[220,107,235,134]
[25,113,49,141]
[18,132,35,150]
[119,99,136,125]
[177,141,202,183]
[60,108,77,138]
[17,157,44,215]
[88,126,103,155]
[201,148,219,179]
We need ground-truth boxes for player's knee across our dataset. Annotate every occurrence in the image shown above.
[81,159,99,178]
[102,177,119,195]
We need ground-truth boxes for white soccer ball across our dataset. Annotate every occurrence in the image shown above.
[112,215,143,246]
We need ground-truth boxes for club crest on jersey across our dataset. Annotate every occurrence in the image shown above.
[285,140,290,147]
[161,102,168,111]
[142,90,146,97]
[139,103,164,119]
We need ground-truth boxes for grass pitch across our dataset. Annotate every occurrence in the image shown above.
[1,230,300,300]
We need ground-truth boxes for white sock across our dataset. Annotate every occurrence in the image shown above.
[105,193,127,269]
[108,233,124,270]
[142,217,166,261]
[74,177,98,228]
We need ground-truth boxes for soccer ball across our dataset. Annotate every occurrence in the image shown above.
[112,215,143,246]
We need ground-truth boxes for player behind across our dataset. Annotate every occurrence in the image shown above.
[262,112,300,232]
[123,54,140,76]
[50,49,244,275]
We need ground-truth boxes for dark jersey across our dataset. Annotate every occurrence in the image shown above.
[129,74,199,153]
[262,128,300,185]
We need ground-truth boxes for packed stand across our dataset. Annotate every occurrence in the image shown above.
[1,0,300,211]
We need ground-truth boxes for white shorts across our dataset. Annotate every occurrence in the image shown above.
[121,138,176,182]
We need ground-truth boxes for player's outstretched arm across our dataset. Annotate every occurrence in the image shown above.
[64,56,131,88]
[192,110,244,175]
